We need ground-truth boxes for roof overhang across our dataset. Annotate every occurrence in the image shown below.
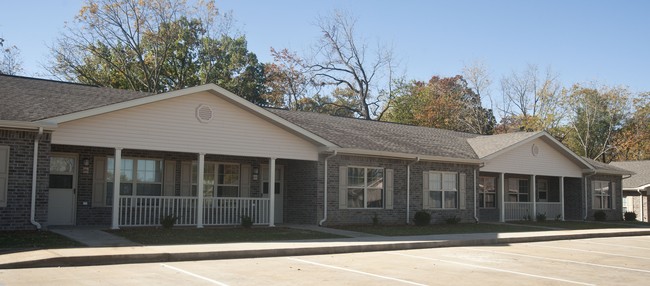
[0,120,57,131]
[321,147,483,165]
[37,84,336,148]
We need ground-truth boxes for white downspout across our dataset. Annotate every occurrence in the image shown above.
[30,127,43,230]
[406,157,420,224]
[319,151,337,226]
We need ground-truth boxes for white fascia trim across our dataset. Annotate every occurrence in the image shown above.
[37,83,336,148]
[323,148,483,165]
[0,120,57,130]
[481,131,594,170]
[580,168,634,176]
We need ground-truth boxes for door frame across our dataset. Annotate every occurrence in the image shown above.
[261,164,284,223]
[48,153,78,226]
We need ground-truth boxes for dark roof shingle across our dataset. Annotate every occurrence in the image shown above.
[0,74,152,121]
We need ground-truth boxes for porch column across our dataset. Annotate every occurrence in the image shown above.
[560,177,564,221]
[269,157,276,227]
[532,175,536,221]
[111,148,122,230]
[197,153,205,228]
[500,173,505,222]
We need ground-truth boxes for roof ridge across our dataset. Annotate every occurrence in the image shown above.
[0,74,102,88]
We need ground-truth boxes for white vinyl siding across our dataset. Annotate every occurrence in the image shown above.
[51,91,319,161]
[480,138,583,177]
[0,146,9,207]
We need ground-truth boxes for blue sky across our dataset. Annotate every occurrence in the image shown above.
[1,0,648,97]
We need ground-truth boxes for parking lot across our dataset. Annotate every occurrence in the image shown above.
[2,235,650,285]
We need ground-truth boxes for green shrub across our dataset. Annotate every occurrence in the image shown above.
[445,215,461,224]
[624,211,637,221]
[160,214,177,229]
[241,215,253,228]
[413,210,431,226]
[536,212,547,222]
[594,210,607,221]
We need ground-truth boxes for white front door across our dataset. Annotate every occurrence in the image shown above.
[262,165,283,223]
[47,154,77,225]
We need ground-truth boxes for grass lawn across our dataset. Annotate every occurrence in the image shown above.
[335,220,650,236]
[107,227,344,245]
[0,230,82,251]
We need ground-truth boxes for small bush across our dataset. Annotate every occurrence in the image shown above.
[594,210,607,221]
[413,210,431,226]
[160,214,177,229]
[536,212,547,222]
[555,214,562,221]
[445,215,461,224]
[241,215,253,228]
[372,213,379,225]
[624,211,637,221]
[522,214,532,221]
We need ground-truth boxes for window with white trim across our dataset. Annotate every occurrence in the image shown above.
[479,176,496,208]
[106,158,163,205]
[507,178,529,202]
[347,167,384,208]
[192,162,240,197]
[592,180,611,209]
[425,171,458,209]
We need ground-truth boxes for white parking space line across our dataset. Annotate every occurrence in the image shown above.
[161,263,230,286]
[390,252,594,286]
[530,243,650,261]
[471,248,650,274]
[583,240,650,250]
[287,257,427,286]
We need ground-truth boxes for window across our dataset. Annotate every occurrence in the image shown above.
[106,158,163,205]
[593,180,611,209]
[479,176,496,208]
[347,167,384,208]
[262,166,283,195]
[507,178,529,202]
[425,171,458,209]
[192,162,240,197]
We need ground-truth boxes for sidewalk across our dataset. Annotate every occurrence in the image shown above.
[2,226,650,269]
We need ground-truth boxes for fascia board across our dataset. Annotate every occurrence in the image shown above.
[322,147,482,165]
[0,120,57,130]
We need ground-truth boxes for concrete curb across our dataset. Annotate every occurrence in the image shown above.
[3,229,650,269]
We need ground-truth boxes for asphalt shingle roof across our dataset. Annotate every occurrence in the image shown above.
[0,74,152,121]
[581,157,633,175]
[610,160,650,189]
[266,108,480,160]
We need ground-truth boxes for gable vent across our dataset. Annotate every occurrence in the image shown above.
[196,104,214,123]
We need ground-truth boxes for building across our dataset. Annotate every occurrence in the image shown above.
[0,75,632,230]
[610,160,650,222]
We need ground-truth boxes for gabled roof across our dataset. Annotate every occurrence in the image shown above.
[610,160,649,189]
[0,74,152,121]
[266,108,481,163]
[467,131,542,158]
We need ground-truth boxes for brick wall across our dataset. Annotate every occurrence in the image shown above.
[586,174,623,221]
[283,159,318,224]
[0,129,51,230]
[319,154,477,226]
[563,177,583,220]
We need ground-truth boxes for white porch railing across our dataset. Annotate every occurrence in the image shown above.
[504,202,533,221]
[504,202,562,221]
[119,196,270,227]
[536,202,562,220]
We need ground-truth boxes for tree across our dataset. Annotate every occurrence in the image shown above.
[49,0,266,103]
[308,11,397,120]
[385,75,495,134]
[564,84,629,162]
[498,64,566,138]
[611,92,650,160]
[263,48,319,109]
[0,37,23,75]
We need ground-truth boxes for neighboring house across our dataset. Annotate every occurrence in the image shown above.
[0,75,633,230]
[610,160,650,222]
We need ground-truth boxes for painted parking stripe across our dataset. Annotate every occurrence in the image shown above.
[161,263,230,286]
[583,240,650,250]
[471,248,650,274]
[287,257,427,286]
[390,252,594,286]
[530,243,650,261]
